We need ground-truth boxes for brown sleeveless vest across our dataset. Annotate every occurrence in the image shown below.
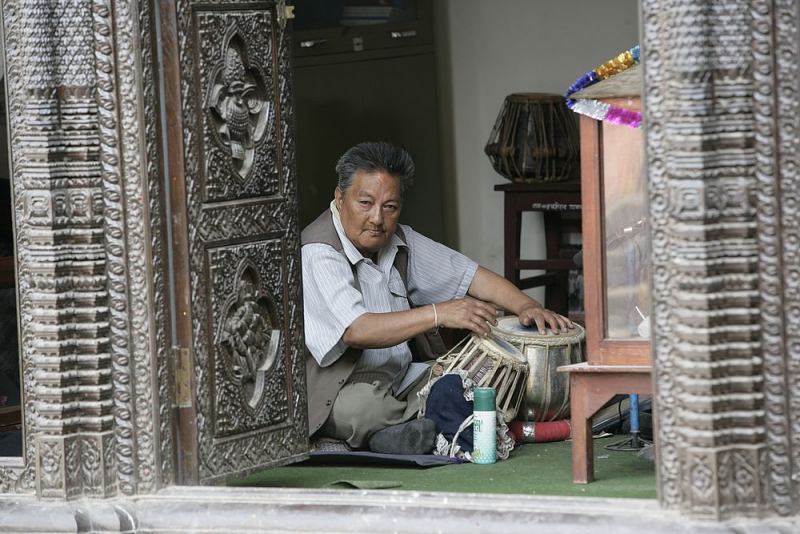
[301,210,447,435]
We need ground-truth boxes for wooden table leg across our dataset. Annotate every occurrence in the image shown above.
[570,373,593,484]
[503,193,522,286]
[570,373,617,484]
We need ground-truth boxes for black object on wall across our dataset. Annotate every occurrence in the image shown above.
[291,1,445,243]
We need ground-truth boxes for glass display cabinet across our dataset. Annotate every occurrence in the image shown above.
[558,64,653,484]
[577,68,651,366]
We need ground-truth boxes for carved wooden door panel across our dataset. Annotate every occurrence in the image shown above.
[168,0,307,484]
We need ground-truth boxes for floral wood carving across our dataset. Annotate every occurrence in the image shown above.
[209,240,290,440]
[207,32,270,182]
[217,264,280,413]
[200,13,279,202]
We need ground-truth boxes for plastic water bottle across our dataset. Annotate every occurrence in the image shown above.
[472,387,497,464]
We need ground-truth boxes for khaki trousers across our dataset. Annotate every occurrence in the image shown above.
[317,372,430,449]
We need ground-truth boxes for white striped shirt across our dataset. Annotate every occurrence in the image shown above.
[302,207,478,394]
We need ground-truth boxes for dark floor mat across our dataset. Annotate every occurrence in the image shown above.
[306,450,455,467]
[228,437,657,499]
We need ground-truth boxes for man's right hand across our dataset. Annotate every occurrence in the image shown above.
[435,297,499,336]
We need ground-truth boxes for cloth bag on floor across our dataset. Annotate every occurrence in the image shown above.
[417,372,514,461]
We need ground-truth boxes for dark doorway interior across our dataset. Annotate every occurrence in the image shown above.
[0,75,22,457]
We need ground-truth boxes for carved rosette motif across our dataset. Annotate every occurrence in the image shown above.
[211,242,287,437]
[198,11,279,202]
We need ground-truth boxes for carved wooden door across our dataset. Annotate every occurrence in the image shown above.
[165,0,308,484]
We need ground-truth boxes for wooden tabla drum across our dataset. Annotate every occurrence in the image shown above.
[492,317,586,422]
[430,334,528,423]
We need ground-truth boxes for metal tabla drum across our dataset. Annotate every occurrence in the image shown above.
[429,334,529,423]
[491,316,585,422]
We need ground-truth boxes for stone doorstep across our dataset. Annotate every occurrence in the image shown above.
[1,488,797,533]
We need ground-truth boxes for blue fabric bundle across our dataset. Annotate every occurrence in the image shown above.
[423,374,473,453]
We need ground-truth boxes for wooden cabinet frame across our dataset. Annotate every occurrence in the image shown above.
[579,102,650,367]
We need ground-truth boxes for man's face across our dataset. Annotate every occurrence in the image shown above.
[335,169,402,258]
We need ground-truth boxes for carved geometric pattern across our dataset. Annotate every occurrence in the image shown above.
[112,0,161,494]
[1,0,118,498]
[211,241,287,437]
[750,0,796,517]
[178,2,308,483]
[197,10,279,202]
[774,0,800,514]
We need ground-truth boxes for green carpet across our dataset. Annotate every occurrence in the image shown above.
[228,436,656,499]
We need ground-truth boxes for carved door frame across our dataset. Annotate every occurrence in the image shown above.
[0,0,165,497]
[641,0,800,518]
[0,0,799,528]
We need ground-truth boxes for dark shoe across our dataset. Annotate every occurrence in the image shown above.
[368,419,438,455]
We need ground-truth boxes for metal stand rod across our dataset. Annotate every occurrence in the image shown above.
[604,394,651,452]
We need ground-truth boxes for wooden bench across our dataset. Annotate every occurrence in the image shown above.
[557,362,653,483]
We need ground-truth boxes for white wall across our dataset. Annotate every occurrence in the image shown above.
[433,0,639,303]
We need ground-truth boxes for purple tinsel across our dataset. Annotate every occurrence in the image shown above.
[604,106,642,129]
[564,45,642,130]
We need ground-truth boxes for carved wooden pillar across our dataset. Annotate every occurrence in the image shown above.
[9,0,117,500]
[642,0,800,519]
[0,0,162,499]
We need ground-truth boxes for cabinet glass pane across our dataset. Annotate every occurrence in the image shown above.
[292,0,418,32]
[601,122,651,340]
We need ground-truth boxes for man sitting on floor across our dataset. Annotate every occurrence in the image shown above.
[302,142,572,455]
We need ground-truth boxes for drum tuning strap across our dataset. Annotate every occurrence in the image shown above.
[448,415,474,459]
[431,303,439,331]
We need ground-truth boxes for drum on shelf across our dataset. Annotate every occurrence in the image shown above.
[430,334,529,423]
[492,316,585,422]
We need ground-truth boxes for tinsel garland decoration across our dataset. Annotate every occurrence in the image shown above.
[565,45,642,129]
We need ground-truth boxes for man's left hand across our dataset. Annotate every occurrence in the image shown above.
[518,305,573,335]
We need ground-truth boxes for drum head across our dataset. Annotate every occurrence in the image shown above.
[482,336,526,363]
[493,315,585,343]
